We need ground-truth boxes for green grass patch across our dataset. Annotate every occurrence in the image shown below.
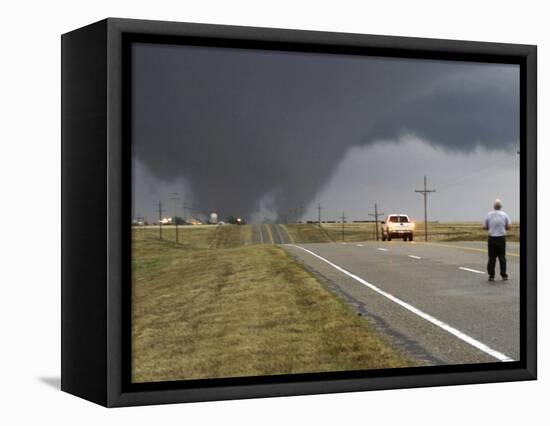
[132,236,413,382]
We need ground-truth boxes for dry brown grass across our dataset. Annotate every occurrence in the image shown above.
[212,223,254,248]
[285,223,333,243]
[322,223,378,242]
[132,229,412,383]
[286,222,519,243]
[134,220,517,246]
[133,224,255,248]
[414,222,520,242]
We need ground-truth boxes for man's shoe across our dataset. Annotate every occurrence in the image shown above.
[488,276,495,282]
[502,275,508,281]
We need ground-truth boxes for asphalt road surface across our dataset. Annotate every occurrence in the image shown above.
[252,224,293,244]
[283,240,520,366]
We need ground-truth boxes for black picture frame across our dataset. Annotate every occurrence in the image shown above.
[61,17,537,407]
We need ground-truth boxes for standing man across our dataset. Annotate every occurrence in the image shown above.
[483,198,511,282]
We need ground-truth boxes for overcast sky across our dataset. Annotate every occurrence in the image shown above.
[132,43,519,223]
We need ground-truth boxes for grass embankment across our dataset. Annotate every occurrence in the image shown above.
[284,223,333,243]
[212,223,254,248]
[132,226,412,382]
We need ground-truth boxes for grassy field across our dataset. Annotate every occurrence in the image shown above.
[413,222,520,242]
[285,223,333,243]
[132,226,413,382]
[317,222,519,243]
[135,224,254,248]
[136,219,517,246]
[321,222,377,242]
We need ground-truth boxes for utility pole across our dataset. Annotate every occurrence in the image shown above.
[369,203,385,241]
[170,192,180,243]
[317,203,323,227]
[340,211,347,241]
[157,201,164,240]
[415,176,436,242]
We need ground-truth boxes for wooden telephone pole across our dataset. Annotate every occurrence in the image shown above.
[157,201,164,240]
[414,176,436,242]
[340,211,347,241]
[368,203,385,241]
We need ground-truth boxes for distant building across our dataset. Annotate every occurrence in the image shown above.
[209,212,218,224]
[160,217,172,225]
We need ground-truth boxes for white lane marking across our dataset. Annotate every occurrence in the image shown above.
[377,247,389,251]
[356,244,364,247]
[459,266,485,274]
[289,244,513,362]
[408,255,422,260]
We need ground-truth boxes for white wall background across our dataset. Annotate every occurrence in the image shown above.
[0,0,546,423]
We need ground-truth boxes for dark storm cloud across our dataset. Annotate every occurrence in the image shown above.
[367,72,519,151]
[132,44,519,221]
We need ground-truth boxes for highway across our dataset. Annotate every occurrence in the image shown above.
[283,240,520,366]
[252,224,293,244]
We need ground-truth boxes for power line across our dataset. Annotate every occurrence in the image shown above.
[317,203,323,227]
[368,203,385,241]
[414,176,436,242]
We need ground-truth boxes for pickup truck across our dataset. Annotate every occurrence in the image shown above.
[382,214,414,241]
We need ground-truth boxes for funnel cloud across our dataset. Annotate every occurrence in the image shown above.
[132,43,519,223]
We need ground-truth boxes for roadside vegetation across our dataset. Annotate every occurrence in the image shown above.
[414,222,520,242]
[134,224,255,248]
[284,223,333,243]
[131,219,518,381]
[321,222,377,242]
[132,226,413,382]
[306,222,519,243]
[134,220,517,247]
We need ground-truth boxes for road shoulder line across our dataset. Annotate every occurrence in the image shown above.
[425,242,519,258]
[458,266,485,274]
[288,244,513,362]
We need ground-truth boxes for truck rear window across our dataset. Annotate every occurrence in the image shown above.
[389,216,409,223]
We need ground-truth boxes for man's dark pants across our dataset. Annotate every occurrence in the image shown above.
[487,236,507,278]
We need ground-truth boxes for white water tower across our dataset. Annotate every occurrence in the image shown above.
[210,212,218,224]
